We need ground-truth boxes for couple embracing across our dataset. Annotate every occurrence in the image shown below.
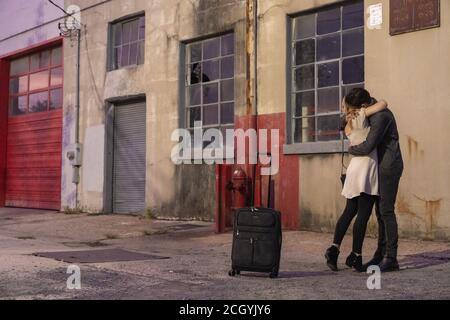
[325,88,404,273]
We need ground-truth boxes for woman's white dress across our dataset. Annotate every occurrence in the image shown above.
[341,108,379,199]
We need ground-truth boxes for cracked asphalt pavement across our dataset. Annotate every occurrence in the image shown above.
[1,208,450,300]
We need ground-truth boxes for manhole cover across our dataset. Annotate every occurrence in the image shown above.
[32,248,170,263]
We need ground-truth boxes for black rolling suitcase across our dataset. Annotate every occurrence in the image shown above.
[229,154,282,278]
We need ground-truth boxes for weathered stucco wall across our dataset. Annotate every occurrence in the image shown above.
[62,0,450,238]
[257,0,450,240]
[0,0,64,56]
[63,0,246,220]
[364,0,450,240]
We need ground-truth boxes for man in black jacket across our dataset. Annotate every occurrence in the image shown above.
[347,88,403,272]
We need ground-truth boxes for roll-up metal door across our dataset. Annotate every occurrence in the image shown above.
[112,102,146,213]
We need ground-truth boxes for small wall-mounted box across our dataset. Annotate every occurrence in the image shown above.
[66,143,83,166]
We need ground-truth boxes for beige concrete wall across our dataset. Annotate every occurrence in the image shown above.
[62,0,450,239]
[364,0,450,240]
[280,0,450,240]
[62,0,247,219]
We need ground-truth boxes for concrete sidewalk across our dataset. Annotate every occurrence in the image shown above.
[0,208,449,300]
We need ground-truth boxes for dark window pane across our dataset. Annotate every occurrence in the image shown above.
[343,56,364,84]
[9,78,18,94]
[342,84,364,98]
[317,87,340,114]
[317,7,340,35]
[121,44,130,67]
[189,85,201,106]
[113,24,122,46]
[190,43,202,62]
[221,57,234,79]
[9,96,27,115]
[318,61,339,87]
[10,57,29,75]
[9,76,28,94]
[317,114,340,141]
[30,53,40,72]
[295,39,315,65]
[316,33,340,61]
[51,47,62,66]
[294,117,315,143]
[188,107,201,128]
[122,21,131,44]
[202,60,219,82]
[29,70,49,91]
[203,83,218,104]
[295,65,314,91]
[29,91,48,113]
[40,50,50,68]
[50,88,63,109]
[343,2,364,30]
[220,79,234,102]
[50,67,63,86]
[137,41,145,64]
[139,16,145,40]
[129,42,138,65]
[203,104,219,125]
[294,14,315,40]
[114,47,122,69]
[221,33,234,56]
[203,38,220,59]
[130,19,139,42]
[190,63,202,84]
[343,28,364,57]
[295,91,315,117]
[221,102,234,124]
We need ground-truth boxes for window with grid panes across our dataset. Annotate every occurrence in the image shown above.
[184,33,235,131]
[111,15,145,70]
[9,46,63,116]
[290,1,364,144]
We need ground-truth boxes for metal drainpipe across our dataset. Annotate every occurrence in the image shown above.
[246,0,259,204]
[253,0,258,121]
[73,27,81,208]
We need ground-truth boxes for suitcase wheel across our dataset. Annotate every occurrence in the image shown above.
[228,269,236,277]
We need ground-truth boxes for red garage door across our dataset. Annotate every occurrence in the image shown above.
[5,46,63,210]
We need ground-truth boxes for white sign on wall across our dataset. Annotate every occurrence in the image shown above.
[367,3,383,30]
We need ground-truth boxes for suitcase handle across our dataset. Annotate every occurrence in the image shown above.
[251,152,272,208]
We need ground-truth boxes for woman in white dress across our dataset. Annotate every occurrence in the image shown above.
[325,88,387,272]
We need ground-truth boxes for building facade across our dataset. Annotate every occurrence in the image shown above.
[0,0,449,241]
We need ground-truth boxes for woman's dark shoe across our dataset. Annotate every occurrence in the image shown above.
[325,246,339,272]
[345,252,364,272]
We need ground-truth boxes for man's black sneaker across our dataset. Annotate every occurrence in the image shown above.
[361,251,384,271]
[378,257,400,272]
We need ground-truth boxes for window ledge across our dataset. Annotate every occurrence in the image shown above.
[283,140,349,155]
[107,63,143,73]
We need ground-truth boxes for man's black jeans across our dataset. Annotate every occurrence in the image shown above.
[375,171,402,258]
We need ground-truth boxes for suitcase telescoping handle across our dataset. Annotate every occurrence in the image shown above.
[251,152,272,208]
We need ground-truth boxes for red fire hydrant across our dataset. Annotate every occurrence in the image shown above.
[230,168,248,209]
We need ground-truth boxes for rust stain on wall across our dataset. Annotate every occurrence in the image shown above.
[414,194,442,236]
[407,135,419,158]
[246,0,254,115]
[397,193,421,220]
